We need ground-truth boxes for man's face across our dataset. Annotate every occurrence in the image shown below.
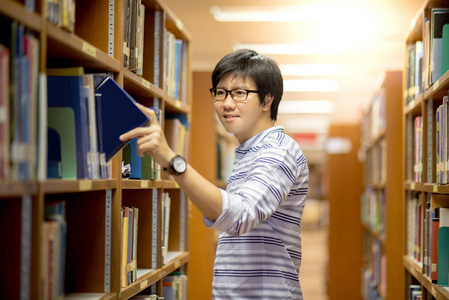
[214,73,267,144]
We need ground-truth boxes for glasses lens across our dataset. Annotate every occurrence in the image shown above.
[231,89,248,101]
[213,88,226,100]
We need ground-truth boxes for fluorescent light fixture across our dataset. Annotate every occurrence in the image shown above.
[278,100,336,114]
[233,43,345,55]
[283,79,340,92]
[279,64,340,77]
[281,118,330,134]
[210,5,348,22]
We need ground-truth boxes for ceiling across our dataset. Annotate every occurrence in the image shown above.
[163,0,424,159]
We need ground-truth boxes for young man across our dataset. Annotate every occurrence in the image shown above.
[120,49,308,299]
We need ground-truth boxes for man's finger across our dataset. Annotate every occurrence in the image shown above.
[136,103,159,126]
[119,127,148,141]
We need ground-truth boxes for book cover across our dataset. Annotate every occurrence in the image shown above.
[431,8,449,83]
[95,76,150,162]
[129,138,142,179]
[432,208,440,283]
[438,226,449,286]
[47,107,77,179]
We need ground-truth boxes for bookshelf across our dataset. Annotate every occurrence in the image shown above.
[326,123,364,300]
[0,0,191,299]
[359,71,404,300]
[403,0,449,299]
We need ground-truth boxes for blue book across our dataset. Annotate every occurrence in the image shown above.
[47,67,90,179]
[95,77,149,162]
[129,138,141,179]
[438,226,449,286]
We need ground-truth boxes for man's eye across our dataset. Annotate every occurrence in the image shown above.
[234,90,246,96]
[216,90,226,96]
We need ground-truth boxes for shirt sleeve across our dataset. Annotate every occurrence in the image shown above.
[203,145,299,235]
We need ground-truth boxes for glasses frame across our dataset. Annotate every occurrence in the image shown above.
[209,88,259,101]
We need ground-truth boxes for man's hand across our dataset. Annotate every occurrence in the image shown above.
[119,103,175,168]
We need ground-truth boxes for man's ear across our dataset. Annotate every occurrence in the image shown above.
[262,95,274,111]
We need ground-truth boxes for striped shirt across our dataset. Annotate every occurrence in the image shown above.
[204,126,308,299]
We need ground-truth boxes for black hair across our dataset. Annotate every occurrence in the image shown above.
[211,49,283,122]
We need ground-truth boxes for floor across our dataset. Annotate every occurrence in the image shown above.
[299,199,329,300]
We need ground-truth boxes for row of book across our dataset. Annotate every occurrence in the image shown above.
[41,200,67,300]
[121,192,172,287]
[408,193,449,287]
[0,22,45,183]
[414,116,423,183]
[361,249,386,300]
[124,0,145,74]
[122,108,162,180]
[405,8,449,105]
[47,67,149,180]
[361,187,385,236]
[121,206,139,287]
[164,31,186,102]
[165,116,188,164]
[46,0,76,32]
[436,96,449,184]
[360,89,386,145]
[129,273,187,300]
[409,285,423,300]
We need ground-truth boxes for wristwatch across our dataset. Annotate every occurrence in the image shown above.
[164,154,187,176]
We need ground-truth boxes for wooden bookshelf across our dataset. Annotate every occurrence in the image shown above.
[326,123,364,300]
[0,0,191,299]
[403,1,449,299]
[359,71,404,300]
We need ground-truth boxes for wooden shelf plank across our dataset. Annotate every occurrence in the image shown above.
[42,179,117,194]
[122,179,163,189]
[46,21,120,72]
[0,183,38,197]
[0,0,41,32]
[120,251,189,299]
[403,256,449,300]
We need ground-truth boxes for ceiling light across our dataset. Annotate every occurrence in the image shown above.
[279,64,340,76]
[283,79,340,92]
[210,5,348,22]
[233,43,345,55]
[278,100,336,114]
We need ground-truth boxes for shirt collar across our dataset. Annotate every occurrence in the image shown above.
[236,126,284,153]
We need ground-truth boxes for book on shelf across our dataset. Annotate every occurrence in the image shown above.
[47,67,90,179]
[405,41,423,105]
[162,192,171,265]
[46,0,76,32]
[430,8,449,84]
[42,200,67,300]
[95,76,150,162]
[162,272,188,300]
[414,116,423,183]
[121,206,139,287]
[1,22,41,182]
[0,44,9,182]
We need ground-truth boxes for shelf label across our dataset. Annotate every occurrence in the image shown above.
[434,80,440,91]
[141,181,148,188]
[175,19,184,31]
[411,182,415,190]
[142,78,150,89]
[140,280,148,290]
[175,260,180,269]
[79,180,92,191]
[82,42,97,58]
[434,185,438,192]
[175,100,181,108]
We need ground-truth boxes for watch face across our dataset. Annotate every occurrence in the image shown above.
[173,156,187,173]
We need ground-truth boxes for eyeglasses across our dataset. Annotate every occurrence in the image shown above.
[209,88,258,101]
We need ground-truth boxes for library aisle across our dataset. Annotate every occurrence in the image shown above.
[300,199,329,300]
